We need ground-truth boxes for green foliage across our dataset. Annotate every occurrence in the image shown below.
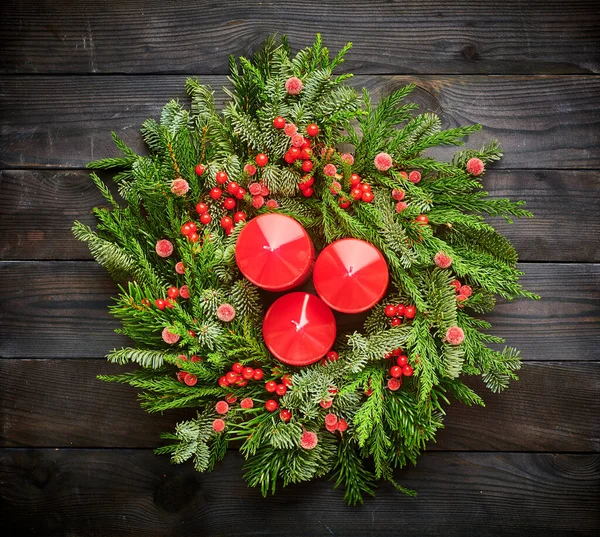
[75,35,536,504]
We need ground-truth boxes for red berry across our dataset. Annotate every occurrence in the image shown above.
[328,386,338,395]
[187,330,195,338]
[392,188,405,201]
[184,374,198,386]
[233,211,247,223]
[275,384,287,396]
[236,379,248,387]
[218,376,229,388]
[339,197,351,209]
[252,369,264,381]
[384,304,397,317]
[391,317,402,327]
[301,160,313,172]
[181,222,193,236]
[227,182,239,195]
[226,371,238,384]
[232,362,243,374]
[409,170,422,183]
[402,365,414,377]
[200,213,212,225]
[175,262,186,275]
[195,164,206,176]
[319,399,333,409]
[404,305,416,319]
[326,351,339,362]
[396,304,406,317]
[255,153,268,167]
[177,371,188,383]
[195,202,208,214]
[325,413,338,427]
[284,152,296,164]
[280,409,292,422]
[155,298,166,310]
[167,286,179,299]
[225,393,237,404]
[302,187,314,197]
[361,191,374,203]
[242,367,254,380]
[350,174,361,187]
[273,116,286,129]
[391,348,402,356]
[240,397,254,409]
[220,216,233,229]
[212,418,225,432]
[300,147,313,160]
[265,399,279,412]
[190,355,202,362]
[188,232,199,243]
[282,375,293,387]
[166,298,176,308]
[388,378,401,391]
[209,187,222,199]
[337,419,349,432]
[141,298,151,307]
[234,187,246,200]
[223,197,236,210]
[365,388,373,396]
[216,171,228,184]
[265,381,277,393]
[351,187,362,200]
[215,401,229,414]
[416,214,429,225]
[306,123,319,137]
[361,183,372,193]
[396,355,408,367]
[390,365,403,378]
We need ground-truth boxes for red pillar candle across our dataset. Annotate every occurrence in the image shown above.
[262,292,337,367]
[313,238,389,313]
[235,214,315,292]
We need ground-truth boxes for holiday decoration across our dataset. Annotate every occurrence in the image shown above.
[74,35,537,505]
[262,292,336,366]
[313,238,389,313]
[235,213,315,291]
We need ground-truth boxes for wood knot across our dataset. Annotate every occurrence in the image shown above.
[461,44,481,62]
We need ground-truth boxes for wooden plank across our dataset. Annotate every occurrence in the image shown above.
[0,262,598,360]
[1,169,598,262]
[1,1,598,75]
[1,75,599,169]
[0,359,597,451]
[1,449,598,536]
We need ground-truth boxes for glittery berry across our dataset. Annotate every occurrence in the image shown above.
[175,262,186,274]
[340,153,354,165]
[319,399,333,409]
[216,303,235,322]
[244,164,257,176]
[466,157,485,176]
[291,134,305,147]
[451,279,462,292]
[252,195,265,209]
[265,199,278,209]
[374,152,393,171]
[248,182,262,196]
[392,188,405,201]
[408,171,422,183]
[215,401,229,415]
[155,239,174,258]
[284,123,298,137]
[179,285,190,299]
[325,413,338,427]
[285,76,303,95]
[434,251,453,269]
[260,185,270,196]
[445,326,465,345]
[323,164,337,177]
[162,327,180,344]
[459,285,472,297]
[300,431,318,450]
[212,419,225,432]
[330,181,342,195]
[240,397,254,409]
[395,201,408,213]
[337,419,349,432]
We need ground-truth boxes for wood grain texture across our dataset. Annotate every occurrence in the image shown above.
[1,75,599,169]
[1,1,598,75]
[1,449,598,537]
[1,261,597,360]
[1,359,597,451]
[1,169,598,262]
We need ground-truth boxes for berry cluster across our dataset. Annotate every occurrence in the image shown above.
[383,302,417,326]
[451,279,473,307]
[398,170,422,184]
[385,348,414,391]
[324,412,349,433]
[218,362,265,388]
[319,350,339,366]
[264,373,293,420]
[175,355,204,386]
[248,181,277,209]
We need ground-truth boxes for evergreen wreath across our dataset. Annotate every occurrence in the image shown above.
[74,35,538,504]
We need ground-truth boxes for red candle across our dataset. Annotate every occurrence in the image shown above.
[313,238,389,313]
[235,214,315,292]
[262,292,336,367]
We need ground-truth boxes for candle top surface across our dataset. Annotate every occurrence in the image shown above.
[262,292,336,366]
[235,214,314,292]
[313,238,389,313]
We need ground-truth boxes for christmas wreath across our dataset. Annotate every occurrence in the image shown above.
[74,35,537,504]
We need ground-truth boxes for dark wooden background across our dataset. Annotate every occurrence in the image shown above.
[1,1,599,535]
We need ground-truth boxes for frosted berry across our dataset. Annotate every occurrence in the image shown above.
[162,327,180,344]
[466,157,485,176]
[156,239,174,258]
[195,163,206,176]
[324,164,337,177]
[223,197,236,210]
[395,201,408,213]
[300,431,318,449]
[285,77,303,95]
[171,178,190,196]
[190,355,202,362]
[306,123,319,137]
[325,413,338,427]
[434,251,453,269]
[241,397,254,409]
[177,371,189,383]
[387,378,401,391]
[330,181,341,195]
[179,285,190,299]
[291,134,305,148]
[284,123,298,137]
[390,365,403,378]
[200,213,212,225]
[408,170,422,183]
[445,326,465,345]
[337,419,349,432]
[216,304,235,322]
[195,202,208,214]
[451,279,462,292]
[216,171,228,184]
[212,418,225,432]
[392,188,405,201]
[273,116,286,129]
[185,374,198,386]
[167,286,179,299]
[460,285,472,297]
[252,195,265,209]
[384,304,397,317]
[255,153,269,167]
[244,163,257,176]
[248,183,262,196]
[265,399,279,412]
[319,399,333,409]
[275,384,287,396]
[280,409,292,422]
[209,187,222,200]
[374,152,393,171]
[225,393,237,404]
[266,199,278,209]
[215,401,229,414]
[340,153,354,165]
[402,365,414,377]
[175,262,186,275]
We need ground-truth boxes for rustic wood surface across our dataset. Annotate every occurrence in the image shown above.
[0,1,598,535]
